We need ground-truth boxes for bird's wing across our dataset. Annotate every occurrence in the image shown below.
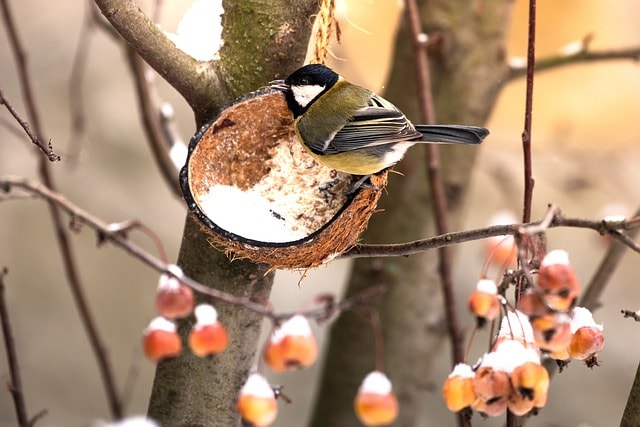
[308,95,422,155]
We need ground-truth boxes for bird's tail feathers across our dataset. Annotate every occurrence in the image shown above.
[414,125,489,145]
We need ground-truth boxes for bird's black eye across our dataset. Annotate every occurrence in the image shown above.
[299,77,310,85]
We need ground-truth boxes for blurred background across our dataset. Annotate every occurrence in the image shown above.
[1,0,639,426]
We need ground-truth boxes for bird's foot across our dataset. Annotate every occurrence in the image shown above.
[346,175,379,195]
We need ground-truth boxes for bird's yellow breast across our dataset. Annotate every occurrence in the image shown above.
[295,131,385,175]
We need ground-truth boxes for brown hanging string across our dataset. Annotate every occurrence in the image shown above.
[312,0,339,65]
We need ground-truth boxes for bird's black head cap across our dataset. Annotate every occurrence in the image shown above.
[285,64,339,87]
[283,64,339,117]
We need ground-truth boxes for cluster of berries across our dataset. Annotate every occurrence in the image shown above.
[141,270,398,426]
[142,272,228,361]
[237,315,398,426]
[237,314,318,426]
[443,249,605,418]
[519,250,604,364]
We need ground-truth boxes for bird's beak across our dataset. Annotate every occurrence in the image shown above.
[269,79,289,92]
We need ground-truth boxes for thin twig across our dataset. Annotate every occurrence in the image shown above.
[512,232,535,300]
[0,114,26,138]
[1,0,123,418]
[507,44,640,81]
[343,213,640,259]
[520,204,558,235]
[370,309,384,373]
[606,231,640,253]
[0,270,49,427]
[357,307,385,373]
[67,0,123,159]
[3,175,640,318]
[404,3,467,424]
[128,0,182,192]
[520,0,536,225]
[621,310,640,322]
[40,183,124,421]
[67,3,96,162]
[510,1,537,423]
[404,0,465,371]
[104,219,169,263]
[119,348,143,414]
[0,176,269,314]
[404,0,435,125]
[0,0,44,150]
[513,204,558,300]
[0,268,30,427]
[70,2,182,193]
[580,206,640,311]
[0,86,59,161]
[125,48,182,196]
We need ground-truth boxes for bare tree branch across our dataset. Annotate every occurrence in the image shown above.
[580,206,640,311]
[6,174,638,324]
[69,2,183,196]
[0,268,31,427]
[403,7,467,427]
[0,176,382,322]
[93,0,318,127]
[1,0,123,418]
[67,2,105,162]
[126,49,183,197]
[507,42,640,81]
[0,268,50,427]
[92,0,225,117]
[0,176,266,312]
[344,210,640,259]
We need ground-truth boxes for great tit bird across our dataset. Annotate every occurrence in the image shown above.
[271,63,488,176]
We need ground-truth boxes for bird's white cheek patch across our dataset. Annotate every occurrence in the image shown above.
[292,84,325,108]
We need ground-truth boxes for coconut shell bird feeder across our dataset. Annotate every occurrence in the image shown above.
[180,88,386,269]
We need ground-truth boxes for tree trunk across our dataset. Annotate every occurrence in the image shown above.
[104,0,320,425]
[621,359,640,427]
[147,215,274,426]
